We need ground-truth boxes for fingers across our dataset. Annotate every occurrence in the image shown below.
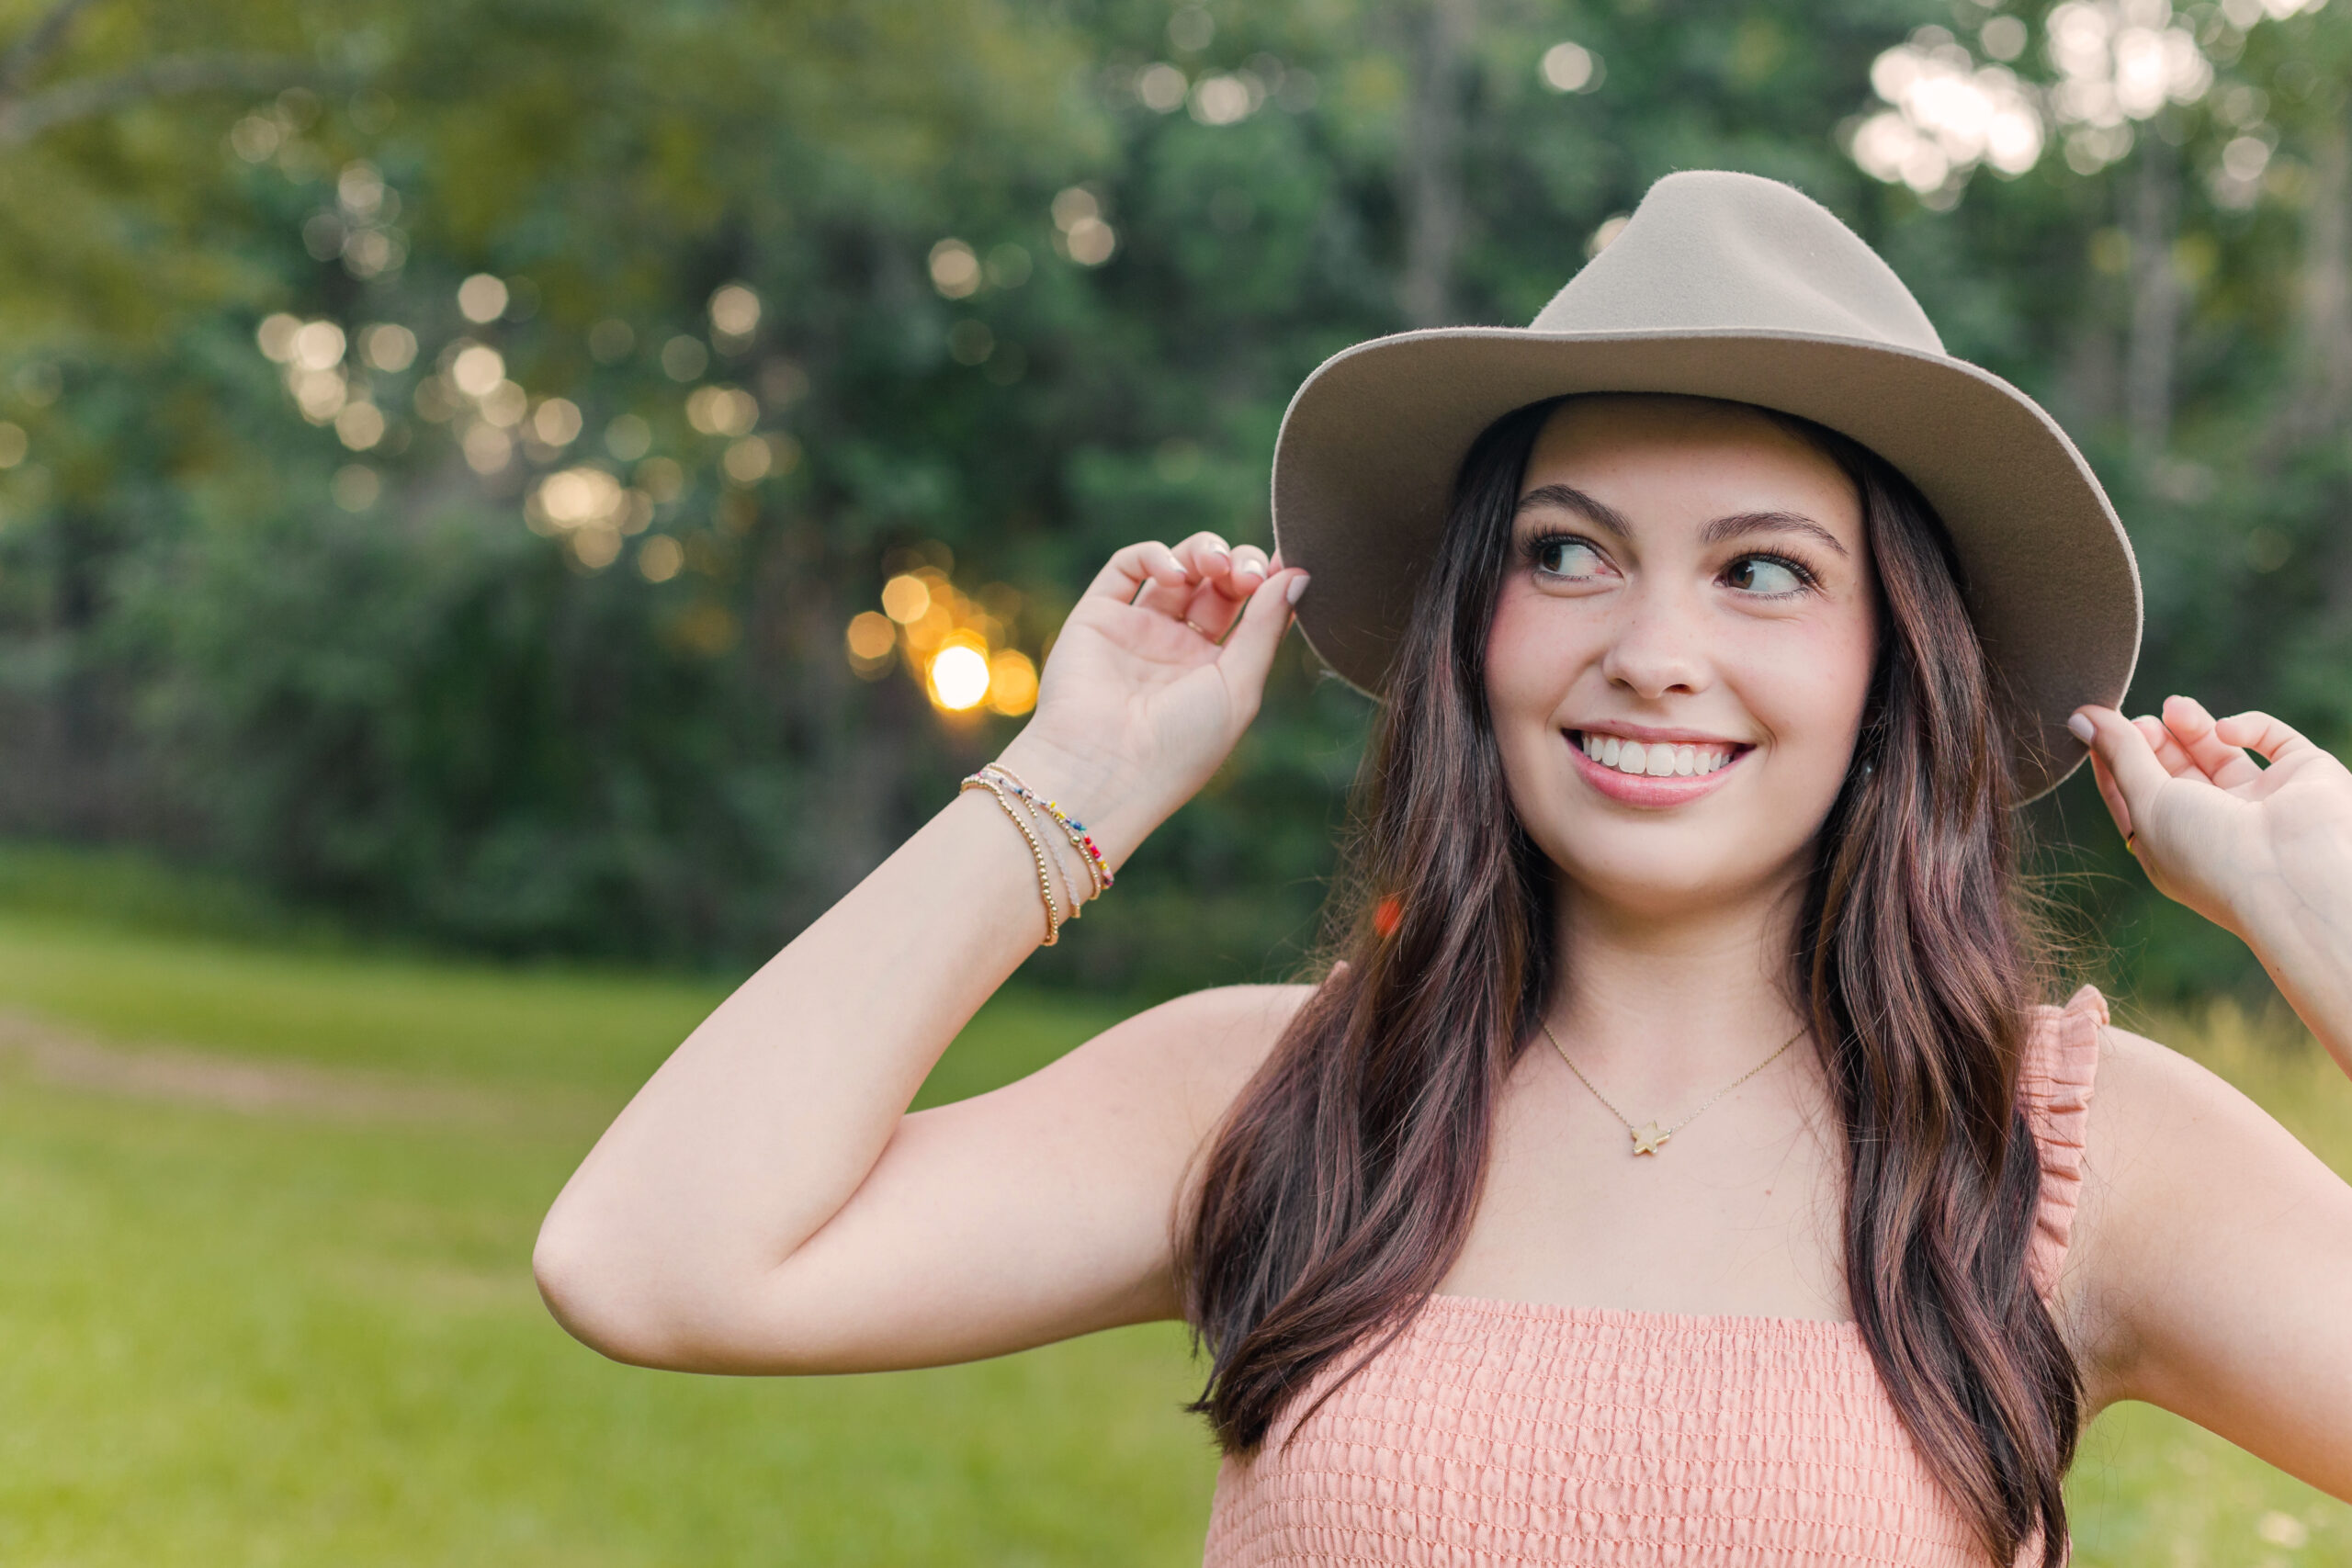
[2085,747,2132,843]
[2069,705,2174,839]
[2133,713,2199,780]
[1092,534,1281,645]
[2211,708,2320,767]
[1130,532,1237,615]
[1175,544,1272,639]
[1216,567,1308,695]
[1084,540,1191,602]
[2157,694,2268,789]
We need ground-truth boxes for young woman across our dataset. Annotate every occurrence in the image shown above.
[534,173,2352,1565]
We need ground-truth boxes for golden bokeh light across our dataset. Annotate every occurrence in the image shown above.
[880,573,931,624]
[903,600,954,654]
[0,422,27,468]
[845,610,897,663]
[928,637,991,711]
[985,649,1039,716]
[858,557,1040,719]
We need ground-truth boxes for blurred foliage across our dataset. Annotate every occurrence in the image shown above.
[0,0,2344,997]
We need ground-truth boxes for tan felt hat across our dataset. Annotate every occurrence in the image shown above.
[1270,169,2141,801]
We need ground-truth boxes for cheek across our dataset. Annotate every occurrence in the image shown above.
[1483,581,1594,718]
[1738,611,1879,773]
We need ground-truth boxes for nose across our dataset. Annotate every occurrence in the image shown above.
[1598,582,1710,700]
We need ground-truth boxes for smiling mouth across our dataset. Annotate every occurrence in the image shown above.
[1568,730,1751,780]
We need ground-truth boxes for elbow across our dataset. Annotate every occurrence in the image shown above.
[532,1206,817,1373]
[531,1209,657,1365]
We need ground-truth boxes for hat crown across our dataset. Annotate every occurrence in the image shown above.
[1531,171,1944,355]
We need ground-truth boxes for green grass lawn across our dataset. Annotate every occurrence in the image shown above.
[0,847,2345,1564]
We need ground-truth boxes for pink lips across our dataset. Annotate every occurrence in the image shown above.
[1566,730,1751,807]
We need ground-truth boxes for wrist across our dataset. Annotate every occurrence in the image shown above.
[989,732,1180,873]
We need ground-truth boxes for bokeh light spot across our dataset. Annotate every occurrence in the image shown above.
[985,649,1038,716]
[458,274,510,323]
[928,640,991,711]
[881,574,932,624]
[332,464,380,511]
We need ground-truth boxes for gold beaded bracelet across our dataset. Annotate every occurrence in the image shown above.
[960,774,1064,944]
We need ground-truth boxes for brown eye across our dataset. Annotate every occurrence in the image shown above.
[1536,539,1608,580]
[1724,556,1805,595]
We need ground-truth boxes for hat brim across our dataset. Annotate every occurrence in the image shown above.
[1269,326,2142,802]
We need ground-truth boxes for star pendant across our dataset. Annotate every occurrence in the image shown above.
[1630,1122,1670,1156]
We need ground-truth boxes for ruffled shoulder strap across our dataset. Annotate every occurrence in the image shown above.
[2020,983,2106,1301]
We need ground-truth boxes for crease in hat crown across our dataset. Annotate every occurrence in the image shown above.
[1533,172,1944,354]
[1267,167,2143,803]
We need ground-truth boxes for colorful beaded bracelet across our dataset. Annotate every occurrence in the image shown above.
[978,764,1114,896]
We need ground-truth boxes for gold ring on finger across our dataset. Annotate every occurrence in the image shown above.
[1182,618,1214,637]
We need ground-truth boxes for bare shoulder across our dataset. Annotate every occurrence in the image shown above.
[2077,1019,2300,1183]
[2075,1020,2285,1233]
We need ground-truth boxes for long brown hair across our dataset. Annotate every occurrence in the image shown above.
[1180,395,2081,1566]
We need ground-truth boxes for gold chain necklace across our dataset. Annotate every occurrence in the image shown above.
[1540,1018,1805,1156]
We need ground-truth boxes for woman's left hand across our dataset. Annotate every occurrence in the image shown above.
[2070,695,2352,942]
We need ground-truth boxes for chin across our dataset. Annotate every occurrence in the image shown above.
[1542,809,1822,920]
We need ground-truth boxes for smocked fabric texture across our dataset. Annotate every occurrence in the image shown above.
[1201,985,2109,1568]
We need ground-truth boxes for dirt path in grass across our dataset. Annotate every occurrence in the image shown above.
[0,1009,603,1132]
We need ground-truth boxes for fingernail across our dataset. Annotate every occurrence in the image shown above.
[1238,560,1264,581]
[2067,713,2095,743]
[1285,572,1309,604]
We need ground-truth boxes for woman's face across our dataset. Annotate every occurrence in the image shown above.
[1485,396,1880,921]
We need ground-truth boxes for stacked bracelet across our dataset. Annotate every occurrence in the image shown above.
[959,762,1114,945]
[959,773,1065,944]
[976,764,1114,897]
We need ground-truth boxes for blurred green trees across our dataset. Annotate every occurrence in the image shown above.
[0,0,2346,996]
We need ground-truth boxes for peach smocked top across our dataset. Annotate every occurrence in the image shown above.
[1201,985,2107,1567]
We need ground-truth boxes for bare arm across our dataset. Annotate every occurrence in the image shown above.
[533,534,1309,1371]
[2066,1023,2352,1495]
[2068,696,2352,1497]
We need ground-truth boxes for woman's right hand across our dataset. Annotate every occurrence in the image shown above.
[995,532,1307,863]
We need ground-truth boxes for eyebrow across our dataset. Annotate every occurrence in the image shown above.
[1514,483,1851,560]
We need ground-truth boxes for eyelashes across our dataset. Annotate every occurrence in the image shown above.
[1521,530,1822,598]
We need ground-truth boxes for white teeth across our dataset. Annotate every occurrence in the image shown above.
[1578,733,1738,779]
